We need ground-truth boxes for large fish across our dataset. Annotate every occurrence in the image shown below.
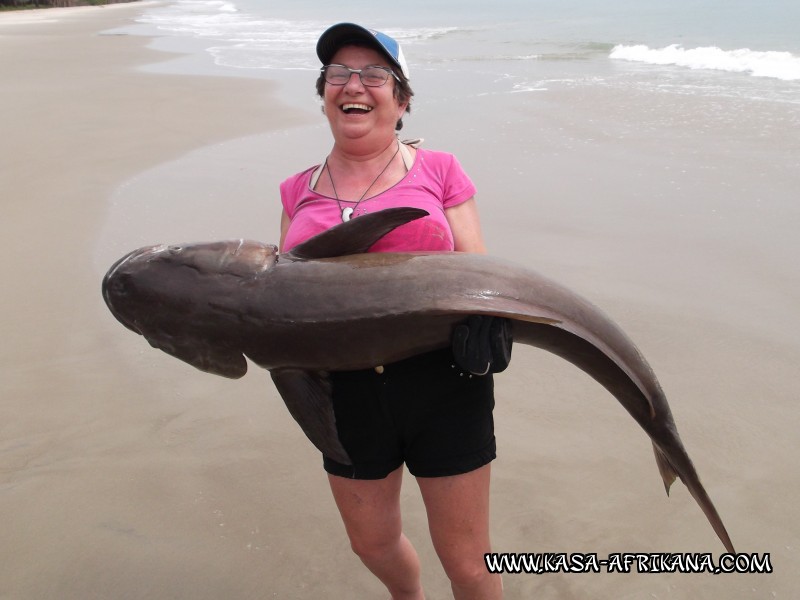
[102,207,734,552]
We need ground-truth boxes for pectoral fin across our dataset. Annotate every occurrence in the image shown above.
[270,369,351,465]
[147,335,247,378]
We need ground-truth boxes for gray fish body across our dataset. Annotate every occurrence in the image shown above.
[102,208,733,552]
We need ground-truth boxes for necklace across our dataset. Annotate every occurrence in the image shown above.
[325,141,401,222]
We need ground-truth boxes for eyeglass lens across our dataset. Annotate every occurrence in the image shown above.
[324,65,392,87]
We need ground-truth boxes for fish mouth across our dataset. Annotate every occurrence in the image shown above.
[102,245,162,291]
[101,246,163,335]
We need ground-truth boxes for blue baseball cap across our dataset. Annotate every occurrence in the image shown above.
[317,23,410,80]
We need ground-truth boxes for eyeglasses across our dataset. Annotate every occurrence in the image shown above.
[321,64,399,87]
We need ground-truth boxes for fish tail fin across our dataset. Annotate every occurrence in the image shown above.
[652,442,678,495]
[653,443,736,553]
[685,475,737,554]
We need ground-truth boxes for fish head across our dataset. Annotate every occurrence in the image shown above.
[102,240,278,378]
[152,239,280,277]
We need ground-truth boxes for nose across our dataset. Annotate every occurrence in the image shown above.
[343,70,365,92]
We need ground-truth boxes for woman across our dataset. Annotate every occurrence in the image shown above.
[278,23,503,599]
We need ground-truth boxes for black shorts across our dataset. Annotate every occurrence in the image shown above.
[323,348,496,479]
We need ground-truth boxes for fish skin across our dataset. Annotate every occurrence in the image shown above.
[102,207,734,552]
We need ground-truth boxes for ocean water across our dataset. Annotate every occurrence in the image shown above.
[131,0,800,105]
[100,0,800,336]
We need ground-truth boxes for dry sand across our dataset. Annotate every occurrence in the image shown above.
[2,3,798,599]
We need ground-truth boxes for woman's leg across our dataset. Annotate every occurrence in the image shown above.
[416,464,502,600]
[328,466,425,600]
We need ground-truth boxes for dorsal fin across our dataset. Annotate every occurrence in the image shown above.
[284,207,429,261]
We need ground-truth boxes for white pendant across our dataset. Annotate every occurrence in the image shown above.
[342,207,354,222]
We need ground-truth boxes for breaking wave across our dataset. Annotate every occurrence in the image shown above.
[610,44,800,81]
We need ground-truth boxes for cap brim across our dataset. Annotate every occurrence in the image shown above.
[317,22,408,79]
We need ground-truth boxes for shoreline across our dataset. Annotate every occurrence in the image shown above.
[1,3,798,598]
[0,1,155,23]
[0,0,315,357]
[0,6,333,597]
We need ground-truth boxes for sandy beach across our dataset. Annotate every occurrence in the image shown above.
[2,3,798,598]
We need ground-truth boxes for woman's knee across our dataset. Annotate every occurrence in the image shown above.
[441,556,493,589]
[348,529,403,564]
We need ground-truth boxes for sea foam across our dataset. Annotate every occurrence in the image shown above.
[137,1,461,71]
[610,44,800,81]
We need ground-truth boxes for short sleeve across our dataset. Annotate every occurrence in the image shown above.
[280,166,317,219]
[439,153,476,209]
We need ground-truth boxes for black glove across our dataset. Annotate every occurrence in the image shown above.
[451,315,513,376]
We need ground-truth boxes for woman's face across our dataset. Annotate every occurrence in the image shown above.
[323,45,408,144]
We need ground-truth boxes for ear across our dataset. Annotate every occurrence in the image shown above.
[397,101,409,119]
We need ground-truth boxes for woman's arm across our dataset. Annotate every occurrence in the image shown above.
[445,197,487,254]
[278,209,291,253]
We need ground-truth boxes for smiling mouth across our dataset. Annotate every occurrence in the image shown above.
[342,103,373,114]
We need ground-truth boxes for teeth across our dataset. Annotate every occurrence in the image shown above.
[342,103,373,112]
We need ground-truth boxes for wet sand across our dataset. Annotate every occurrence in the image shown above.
[2,4,798,598]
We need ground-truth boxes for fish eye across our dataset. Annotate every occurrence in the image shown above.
[168,245,183,253]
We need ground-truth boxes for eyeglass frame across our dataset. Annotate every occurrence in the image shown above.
[320,64,401,87]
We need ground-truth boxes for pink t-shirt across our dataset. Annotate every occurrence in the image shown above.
[280,148,476,253]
